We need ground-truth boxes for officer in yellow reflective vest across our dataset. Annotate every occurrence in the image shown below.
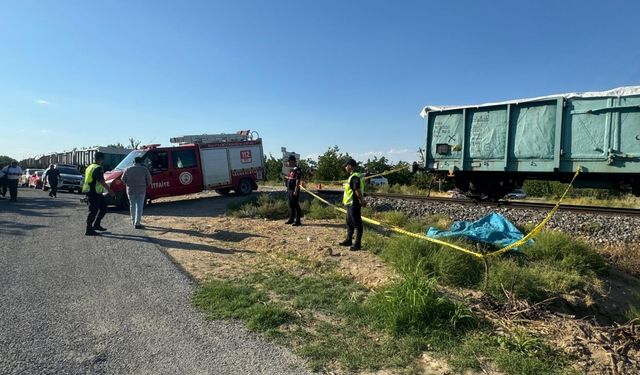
[339,158,366,251]
[82,152,115,236]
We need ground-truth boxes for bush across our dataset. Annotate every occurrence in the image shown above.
[523,232,607,275]
[305,199,341,220]
[226,193,289,219]
[378,236,439,273]
[432,249,484,287]
[488,258,550,302]
[367,264,473,335]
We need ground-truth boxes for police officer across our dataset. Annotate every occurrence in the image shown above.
[82,152,115,236]
[339,159,366,251]
[284,154,302,226]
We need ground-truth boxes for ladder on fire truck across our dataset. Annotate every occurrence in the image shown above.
[170,130,256,145]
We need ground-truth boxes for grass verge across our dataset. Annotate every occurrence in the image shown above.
[210,193,620,373]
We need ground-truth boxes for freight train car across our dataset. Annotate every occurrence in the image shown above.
[20,147,132,171]
[421,86,640,199]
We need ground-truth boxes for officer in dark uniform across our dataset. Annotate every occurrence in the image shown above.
[339,158,366,251]
[284,154,302,226]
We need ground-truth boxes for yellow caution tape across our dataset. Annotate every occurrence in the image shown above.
[311,165,409,185]
[301,167,581,259]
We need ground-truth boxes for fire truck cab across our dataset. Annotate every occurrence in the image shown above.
[104,131,265,207]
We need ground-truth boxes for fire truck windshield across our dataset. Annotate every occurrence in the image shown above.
[113,150,146,171]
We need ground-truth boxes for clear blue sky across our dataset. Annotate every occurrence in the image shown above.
[1,0,639,163]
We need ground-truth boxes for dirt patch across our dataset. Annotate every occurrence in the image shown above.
[143,195,394,289]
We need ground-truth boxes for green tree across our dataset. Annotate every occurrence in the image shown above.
[0,155,15,167]
[264,154,283,182]
[299,158,317,181]
[364,156,391,174]
[388,161,413,185]
[316,146,351,182]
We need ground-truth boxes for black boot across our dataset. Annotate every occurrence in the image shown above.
[284,218,294,224]
[350,231,362,251]
[93,225,107,231]
[338,238,352,246]
[85,227,100,236]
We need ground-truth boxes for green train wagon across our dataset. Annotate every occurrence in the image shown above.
[421,86,640,199]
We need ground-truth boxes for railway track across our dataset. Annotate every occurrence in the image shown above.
[311,189,640,217]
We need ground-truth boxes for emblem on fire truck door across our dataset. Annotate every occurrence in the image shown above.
[240,150,252,163]
[179,171,193,185]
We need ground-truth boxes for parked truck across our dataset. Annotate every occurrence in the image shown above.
[104,131,265,207]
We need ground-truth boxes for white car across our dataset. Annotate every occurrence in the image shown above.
[506,188,527,199]
[369,176,389,186]
[43,164,84,193]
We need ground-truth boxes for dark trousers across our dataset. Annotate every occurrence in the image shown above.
[0,178,7,197]
[346,204,363,245]
[7,179,18,201]
[287,190,302,223]
[86,192,107,229]
[48,179,58,197]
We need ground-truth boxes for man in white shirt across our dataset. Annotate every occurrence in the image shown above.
[2,161,23,202]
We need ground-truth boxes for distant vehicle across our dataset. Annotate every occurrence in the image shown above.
[369,176,389,186]
[20,169,43,187]
[43,164,84,193]
[104,131,265,208]
[505,189,527,199]
[28,171,44,189]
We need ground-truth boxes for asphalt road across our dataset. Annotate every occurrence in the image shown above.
[0,187,311,374]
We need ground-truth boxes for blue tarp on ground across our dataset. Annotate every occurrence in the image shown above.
[426,212,529,250]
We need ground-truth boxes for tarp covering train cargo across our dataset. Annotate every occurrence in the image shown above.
[426,212,530,250]
[420,86,640,117]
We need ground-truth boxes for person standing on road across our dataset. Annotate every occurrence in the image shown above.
[121,156,152,229]
[3,161,23,202]
[339,159,366,251]
[82,152,115,236]
[43,164,61,198]
[284,154,302,226]
[0,164,7,198]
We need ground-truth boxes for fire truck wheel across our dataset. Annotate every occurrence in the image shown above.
[236,179,253,196]
[215,188,231,195]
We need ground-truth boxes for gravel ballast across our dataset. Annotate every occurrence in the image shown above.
[368,197,640,245]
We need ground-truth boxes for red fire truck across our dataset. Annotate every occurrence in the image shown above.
[104,131,265,207]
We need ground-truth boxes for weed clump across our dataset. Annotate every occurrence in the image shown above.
[193,280,292,332]
[304,199,341,220]
[487,231,607,302]
[226,193,289,219]
[367,264,474,335]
